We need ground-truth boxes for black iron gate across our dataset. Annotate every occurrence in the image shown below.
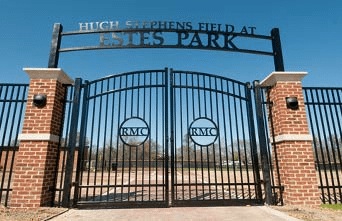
[170,70,262,206]
[58,69,269,208]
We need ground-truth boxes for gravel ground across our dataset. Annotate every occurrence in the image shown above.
[272,205,342,221]
[0,206,68,221]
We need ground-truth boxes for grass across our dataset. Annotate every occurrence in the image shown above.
[321,204,342,210]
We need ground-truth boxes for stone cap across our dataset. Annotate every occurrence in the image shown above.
[23,68,74,85]
[260,72,308,87]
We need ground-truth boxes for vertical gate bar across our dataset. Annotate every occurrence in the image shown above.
[264,88,283,204]
[191,73,199,200]
[233,83,244,199]
[209,76,219,200]
[179,72,185,201]
[223,80,233,199]
[0,85,7,204]
[94,81,104,200]
[221,79,231,199]
[127,74,134,202]
[5,85,28,206]
[137,73,142,201]
[174,73,178,201]
[261,89,276,200]
[57,86,72,205]
[86,83,96,201]
[62,78,82,207]
[308,88,329,203]
[48,23,62,68]
[331,89,342,203]
[240,86,251,199]
[271,28,285,72]
[121,74,128,201]
[204,75,212,200]
[5,86,20,156]
[114,76,123,202]
[237,85,246,199]
[162,71,165,202]
[141,73,146,202]
[313,89,332,203]
[185,72,192,200]
[230,83,238,198]
[197,74,205,200]
[148,72,152,201]
[0,86,14,153]
[0,86,15,204]
[0,85,13,206]
[245,83,262,200]
[169,68,176,206]
[0,86,8,134]
[107,78,115,201]
[155,72,159,201]
[326,89,342,203]
[304,88,324,202]
[100,79,110,201]
[134,73,138,200]
[214,77,225,199]
[318,89,337,203]
[253,81,272,205]
[73,81,89,205]
[132,74,137,201]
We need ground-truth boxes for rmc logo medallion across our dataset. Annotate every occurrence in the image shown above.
[189,118,218,146]
[119,117,149,146]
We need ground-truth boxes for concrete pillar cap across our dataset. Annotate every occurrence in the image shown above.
[23,68,74,85]
[260,72,308,87]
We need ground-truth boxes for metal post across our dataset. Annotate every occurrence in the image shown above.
[48,23,63,68]
[73,81,89,206]
[62,78,82,207]
[245,83,263,201]
[253,80,273,205]
[271,28,285,72]
[168,68,173,206]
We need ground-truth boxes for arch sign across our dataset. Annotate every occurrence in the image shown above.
[48,20,284,71]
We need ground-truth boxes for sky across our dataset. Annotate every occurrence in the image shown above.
[0,0,341,86]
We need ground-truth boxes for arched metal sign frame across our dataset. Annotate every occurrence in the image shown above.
[48,23,284,72]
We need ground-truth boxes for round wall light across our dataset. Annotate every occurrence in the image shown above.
[33,94,47,108]
[286,97,299,110]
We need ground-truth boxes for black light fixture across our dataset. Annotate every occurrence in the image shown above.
[286,97,299,110]
[33,94,47,108]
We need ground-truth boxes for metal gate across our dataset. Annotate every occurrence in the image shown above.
[170,70,262,206]
[59,69,265,208]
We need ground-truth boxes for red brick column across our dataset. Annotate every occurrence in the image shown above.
[11,68,73,208]
[260,72,321,206]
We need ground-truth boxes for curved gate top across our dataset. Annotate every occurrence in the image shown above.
[58,69,267,208]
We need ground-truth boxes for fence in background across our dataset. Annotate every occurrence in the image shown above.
[303,87,342,204]
[0,83,29,207]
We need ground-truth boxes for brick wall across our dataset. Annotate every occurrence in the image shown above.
[21,79,65,135]
[265,78,321,206]
[10,78,66,208]
[268,82,310,137]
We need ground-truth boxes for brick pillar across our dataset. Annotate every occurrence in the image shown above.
[260,72,321,206]
[11,68,73,208]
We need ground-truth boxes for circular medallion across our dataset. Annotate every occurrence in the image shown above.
[119,117,149,146]
[189,118,218,146]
